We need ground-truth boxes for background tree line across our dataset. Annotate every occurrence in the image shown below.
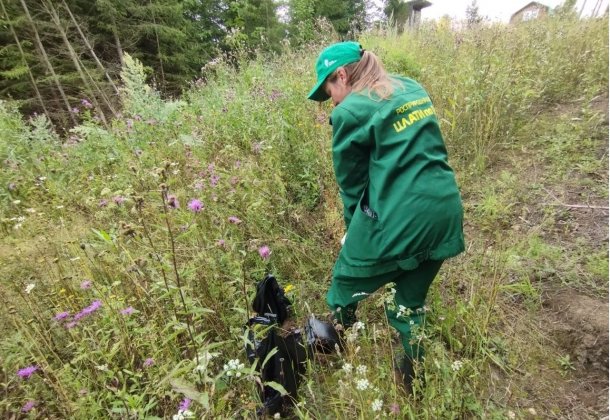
[0,0,407,127]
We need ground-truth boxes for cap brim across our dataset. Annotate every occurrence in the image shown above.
[307,79,330,102]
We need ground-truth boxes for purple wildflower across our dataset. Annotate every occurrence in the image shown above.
[258,246,271,260]
[179,398,192,411]
[65,321,78,329]
[113,196,125,205]
[217,239,226,248]
[210,174,220,187]
[167,195,180,209]
[228,216,241,224]
[71,107,80,114]
[121,306,135,316]
[22,400,36,413]
[390,402,400,414]
[188,199,203,213]
[17,365,38,379]
[54,311,70,321]
[85,300,102,313]
[143,357,154,368]
[74,299,102,322]
[81,99,93,109]
[80,280,92,289]
[99,199,108,208]
[193,181,204,191]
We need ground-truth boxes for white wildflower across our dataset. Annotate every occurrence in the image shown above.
[396,304,407,318]
[371,398,383,412]
[273,413,281,419]
[223,358,244,377]
[356,378,370,391]
[356,365,367,375]
[172,410,194,420]
[342,363,353,374]
[451,360,464,372]
[95,364,108,371]
[352,321,365,331]
[25,283,35,294]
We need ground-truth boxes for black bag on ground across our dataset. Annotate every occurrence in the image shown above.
[245,275,308,416]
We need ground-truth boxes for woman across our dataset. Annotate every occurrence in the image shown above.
[307,41,465,392]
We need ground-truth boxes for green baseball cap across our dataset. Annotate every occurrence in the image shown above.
[307,41,363,102]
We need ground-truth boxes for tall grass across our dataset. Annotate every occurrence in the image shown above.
[0,14,607,418]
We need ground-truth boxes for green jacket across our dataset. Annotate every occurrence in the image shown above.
[331,76,464,277]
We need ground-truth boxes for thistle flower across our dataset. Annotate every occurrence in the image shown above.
[80,280,92,289]
[188,199,203,212]
[168,195,180,209]
[113,196,126,205]
[217,239,226,248]
[258,245,271,260]
[22,400,36,413]
[81,99,93,109]
[179,398,191,411]
[71,107,79,114]
[121,306,135,316]
[17,365,38,379]
[99,199,108,208]
[172,398,194,420]
[390,402,400,414]
[143,358,155,368]
[210,174,220,187]
[228,216,241,224]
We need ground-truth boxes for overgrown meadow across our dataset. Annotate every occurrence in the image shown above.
[1,14,608,419]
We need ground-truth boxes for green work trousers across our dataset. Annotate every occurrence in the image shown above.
[327,259,443,359]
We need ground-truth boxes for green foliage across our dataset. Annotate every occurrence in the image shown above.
[0,13,608,419]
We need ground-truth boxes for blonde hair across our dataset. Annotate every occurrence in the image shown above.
[327,51,400,100]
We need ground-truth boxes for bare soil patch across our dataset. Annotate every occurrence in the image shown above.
[540,290,609,418]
